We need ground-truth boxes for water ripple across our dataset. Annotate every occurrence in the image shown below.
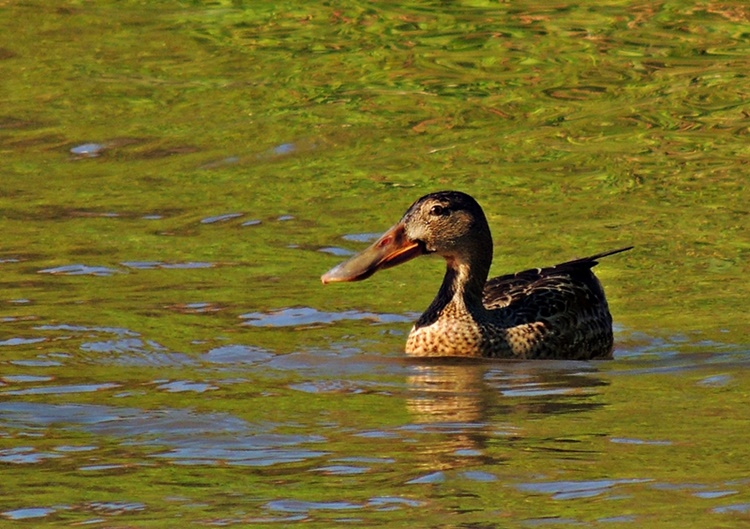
[0,402,326,468]
[516,478,652,500]
[37,264,121,276]
[1,507,57,520]
[204,344,274,365]
[201,212,244,224]
[120,261,214,270]
[1,382,121,396]
[240,306,411,327]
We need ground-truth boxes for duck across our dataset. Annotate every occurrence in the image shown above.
[321,191,632,360]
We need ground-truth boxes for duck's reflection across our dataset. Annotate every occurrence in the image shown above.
[403,359,609,470]
[407,361,494,424]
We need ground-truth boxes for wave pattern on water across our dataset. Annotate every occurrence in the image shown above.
[240,306,413,327]
[0,402,326,468]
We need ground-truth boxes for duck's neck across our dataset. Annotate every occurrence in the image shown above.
[414,255,491,329]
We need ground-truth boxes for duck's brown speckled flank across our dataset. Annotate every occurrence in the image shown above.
[322,191,632,360]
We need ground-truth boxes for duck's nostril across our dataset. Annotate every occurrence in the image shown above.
[378,236,392,248]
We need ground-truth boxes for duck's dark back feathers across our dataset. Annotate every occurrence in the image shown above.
[479,246,633,359]
[483,246,633,310]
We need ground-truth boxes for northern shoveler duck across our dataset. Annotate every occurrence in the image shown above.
[321,191,632,360]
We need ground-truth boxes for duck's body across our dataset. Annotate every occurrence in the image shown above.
[322,191,631,360]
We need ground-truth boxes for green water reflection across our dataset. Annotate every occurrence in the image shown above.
[1,1,748,527]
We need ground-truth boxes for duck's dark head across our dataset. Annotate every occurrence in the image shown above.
[321,191,493,284]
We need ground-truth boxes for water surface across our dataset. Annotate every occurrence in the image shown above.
[1,1,749,527]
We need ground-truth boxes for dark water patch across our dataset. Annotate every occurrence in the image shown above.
[37,264,122,276]
[610,330,750,377]
[65,210,121,218]
[367,496,423,510]
[80,335,170,357]
[208,514,308,525]
[461,470,498,482]
[354,430,401,440]
[607,350,750,377]
[0,382,121,396]
[407,471,446,484]
[168,302,224,314]
[1,502,146,523]
[318,246,354,256]
[70,142,107,158]
[265,350,408,378]
[68,137,144,159]
[696,374,733,387]
[1,507,57,520]
[694,490,738,499]
[10,358,64,367]
[289,380,367,394]
[270,143,295,156]
[0,402,326,468]
[0,447,62,464]
[522,517,581,527]
[0,402,239,433]
[80,337,160,355]
[1,205,180,222]
[336,456,395,466]
[5,299,32,306]
[198,155,241,169]
[151,438,327,467]
[240,306,412,327]
[79,464,128,472]
[342,232,381,243]
[79,339,195,367]
[265,355,390,393]
[198,139,323,170]
[204,344,274,365]
[516,478,652,500]
[155,380,218,393]
[201,212,244,224]
[311,464,369,475]
[137,144,200,159]
[24,324,197,368]
[610,437,672,446]
[266,499,360,513]
[88,501,146,514]
[500,384,593,398]
[255,139,321,161]
[597,515,638,523]
[713,503,750,514]
[0,337,46,347]
[1,374,53,383]
[36,323,140,336]
[121,261,215,270]
[53,445,98,453]
[399,421,489,435]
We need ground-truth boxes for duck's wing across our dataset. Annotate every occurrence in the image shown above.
[481,247,631,359]
[483,247,632,315]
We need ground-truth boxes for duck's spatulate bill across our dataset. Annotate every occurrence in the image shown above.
[321,222,424,283]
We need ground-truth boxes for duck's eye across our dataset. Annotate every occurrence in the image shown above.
[429,204,447,216]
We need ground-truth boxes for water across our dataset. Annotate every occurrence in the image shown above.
[1,1,749,527]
